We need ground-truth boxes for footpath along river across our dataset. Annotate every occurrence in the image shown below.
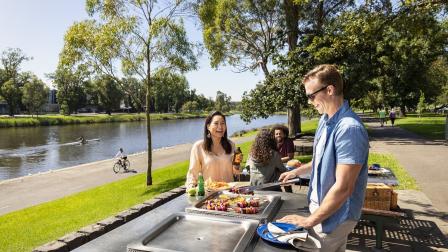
[0,114,289,180]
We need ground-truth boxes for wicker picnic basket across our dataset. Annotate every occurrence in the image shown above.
[364,183,394,210]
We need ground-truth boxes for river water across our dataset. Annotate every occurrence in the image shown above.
[0,114,288,180]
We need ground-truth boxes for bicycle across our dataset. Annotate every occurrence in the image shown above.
[113,157,130,173]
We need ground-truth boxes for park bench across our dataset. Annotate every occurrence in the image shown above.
[361,207,407,249]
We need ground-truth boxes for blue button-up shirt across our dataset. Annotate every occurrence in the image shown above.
[307,100,369,233]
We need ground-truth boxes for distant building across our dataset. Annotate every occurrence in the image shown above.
[48,89,57,104]
[0,101,8,114]
[43,89,59,113]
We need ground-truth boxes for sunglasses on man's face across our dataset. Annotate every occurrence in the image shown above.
[306,85,329,101]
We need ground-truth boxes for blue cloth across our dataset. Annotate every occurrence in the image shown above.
[307,100,369,233]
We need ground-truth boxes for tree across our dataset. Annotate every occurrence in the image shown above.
[215,90,231,112]
[198,0,284,76]
[417,91,426,117]
[274,0,446,117]
[241,66,306,124]
[428,57,448,108]
[22,76,49,117]
[202,0,355,136]
[0,79,22,116]
[198,0,306,135]
[187,90,215,111]
[0,48,31,116]
[60,0,198,185]
[0,48,31,82]
[94,76,123,115]
[152,68,190,113]
[122,77,145,112]
[50,67,87,115]
[181,100,199,113]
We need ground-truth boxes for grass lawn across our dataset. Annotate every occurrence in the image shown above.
[368,153,418,190]
[395,115,446,140]
[238,119,319,138]
[0,161,189,252]
[301,119,319,134]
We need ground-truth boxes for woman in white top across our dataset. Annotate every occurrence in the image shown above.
[186,111,240,188]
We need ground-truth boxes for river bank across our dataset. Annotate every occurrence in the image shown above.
[0,112,217,128]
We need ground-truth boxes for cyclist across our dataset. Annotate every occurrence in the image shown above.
[115,148,128,170]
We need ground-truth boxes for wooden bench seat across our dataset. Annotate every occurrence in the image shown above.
[361,207,406,249]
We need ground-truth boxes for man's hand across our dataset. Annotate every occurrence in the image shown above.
[278,170,296,182]
[277,215,313,229]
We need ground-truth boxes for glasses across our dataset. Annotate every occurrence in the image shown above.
[306,85,329,101]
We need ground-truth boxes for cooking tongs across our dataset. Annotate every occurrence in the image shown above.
[235,177,302,194]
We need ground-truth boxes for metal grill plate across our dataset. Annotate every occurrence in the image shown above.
[127,212,259,252]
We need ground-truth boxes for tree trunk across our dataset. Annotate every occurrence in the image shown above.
[400,105,406,117]
[316,0,324,34]
[8,103,15,116]
[260,61,269,76]
[146,50,153,186]
[284,0,299,51]
[284,0,301,138]
[288,105,301,138]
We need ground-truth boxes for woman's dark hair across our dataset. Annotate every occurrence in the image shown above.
[271,124,289,138]
[203,111,232,154]
[250,129,277,164]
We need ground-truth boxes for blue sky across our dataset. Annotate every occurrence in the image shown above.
[0,0,264,101]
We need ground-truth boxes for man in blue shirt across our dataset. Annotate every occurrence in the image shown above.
[279,64,369,251]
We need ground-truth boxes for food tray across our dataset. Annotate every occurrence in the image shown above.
[185,190,282,221]
[127,212,259,252]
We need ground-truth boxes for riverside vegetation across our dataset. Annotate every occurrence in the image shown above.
[0,112,215,128]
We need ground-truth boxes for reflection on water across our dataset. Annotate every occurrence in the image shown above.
[0,114,289,180]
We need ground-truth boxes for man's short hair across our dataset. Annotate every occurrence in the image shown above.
[303,64,343,96]
[271,124,289,138]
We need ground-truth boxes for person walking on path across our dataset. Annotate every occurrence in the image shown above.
[278,64,369,251]
[389,109,396,126]
[379,108,386,127]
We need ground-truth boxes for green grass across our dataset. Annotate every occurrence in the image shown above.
[301,119,319,134]
[295,155,312,163]
[395,115,446,140]
[368,153,418,190]
[237,119,320,138]
[0,113,212,128]
[235,129,259,137]
[0,161,189,252]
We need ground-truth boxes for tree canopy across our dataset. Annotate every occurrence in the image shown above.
[236,0,447,128]
[58,0,200,185]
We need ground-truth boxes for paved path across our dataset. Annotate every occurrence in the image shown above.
[0,136,255,216]
[366,122,448,212]
[366,122,448,223]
